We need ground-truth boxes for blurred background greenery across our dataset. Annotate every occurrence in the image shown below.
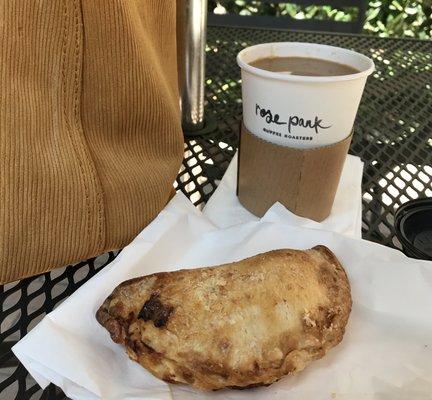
[208,0,432,39]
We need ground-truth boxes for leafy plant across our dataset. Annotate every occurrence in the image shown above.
[365,0,431,38]
[209,0,432,38]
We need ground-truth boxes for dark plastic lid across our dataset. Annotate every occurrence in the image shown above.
[394,198,432,260]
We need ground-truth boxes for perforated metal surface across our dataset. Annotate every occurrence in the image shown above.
[0,252,118,399]
[1,27,431,399]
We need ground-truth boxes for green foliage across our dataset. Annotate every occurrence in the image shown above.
[365,0,431,38]
[209,0,432,38]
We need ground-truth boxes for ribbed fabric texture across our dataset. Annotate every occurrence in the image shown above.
[0,0,184,283]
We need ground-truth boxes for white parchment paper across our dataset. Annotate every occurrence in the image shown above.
[13,193,432,400]
[203,152,364,238]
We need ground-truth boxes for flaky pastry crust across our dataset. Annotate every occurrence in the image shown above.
[97,246,351,390]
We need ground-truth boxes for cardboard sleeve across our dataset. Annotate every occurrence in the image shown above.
[237,123,353,222]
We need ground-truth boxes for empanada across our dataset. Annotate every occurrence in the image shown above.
[97,246,351,390]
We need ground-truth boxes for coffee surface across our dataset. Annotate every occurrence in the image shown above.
[250,56,359,76]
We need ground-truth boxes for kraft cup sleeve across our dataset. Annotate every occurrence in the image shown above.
[237,122,353,222]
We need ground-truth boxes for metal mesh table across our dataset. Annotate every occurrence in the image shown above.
[1,26,431,399]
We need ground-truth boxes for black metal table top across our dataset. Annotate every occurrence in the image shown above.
[1,26,431,399]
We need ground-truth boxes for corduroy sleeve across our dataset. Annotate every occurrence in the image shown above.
[0,0,184,283]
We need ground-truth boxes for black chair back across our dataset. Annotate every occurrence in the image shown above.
[208,0,367,33]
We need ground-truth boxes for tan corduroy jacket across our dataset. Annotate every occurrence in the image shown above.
[0,1,184,283]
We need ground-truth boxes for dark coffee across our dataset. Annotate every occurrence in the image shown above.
[250,56,359,77]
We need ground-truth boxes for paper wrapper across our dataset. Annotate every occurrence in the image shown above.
[13,193,432,399]
[203,152,364,238]
[238,124,352,221]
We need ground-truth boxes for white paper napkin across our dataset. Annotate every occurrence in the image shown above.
[203,152,364,238]
[13,192,432,400]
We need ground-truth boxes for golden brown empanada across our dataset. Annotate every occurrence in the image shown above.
[97,246,351,390]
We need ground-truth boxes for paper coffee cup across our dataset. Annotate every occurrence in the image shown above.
[237,42,374,148]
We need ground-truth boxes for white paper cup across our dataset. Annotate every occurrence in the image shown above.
[237,42,374,148]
